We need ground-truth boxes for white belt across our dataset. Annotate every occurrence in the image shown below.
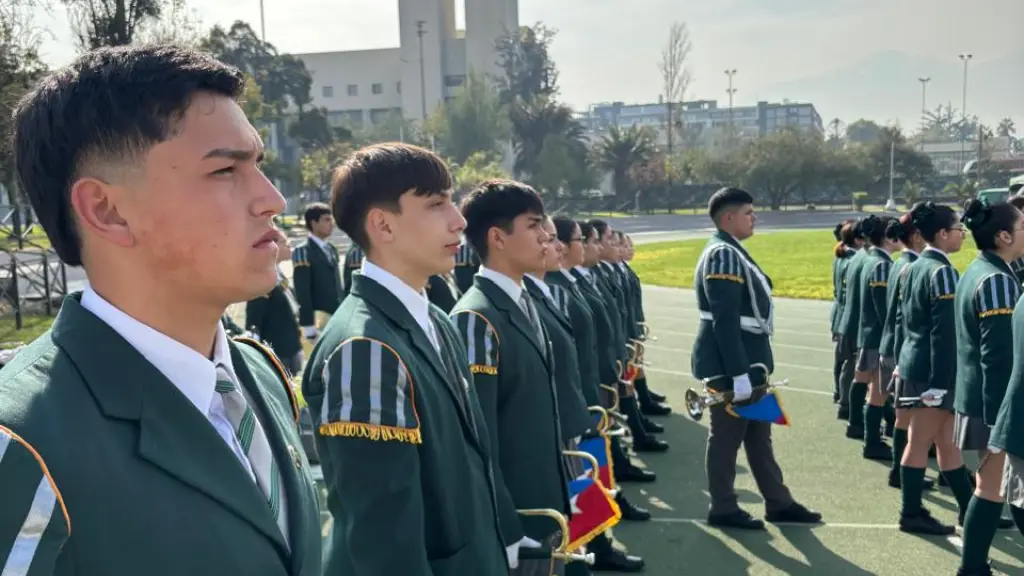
[698,310,769,335]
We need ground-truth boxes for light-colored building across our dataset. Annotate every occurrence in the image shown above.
[920,136,1016,176]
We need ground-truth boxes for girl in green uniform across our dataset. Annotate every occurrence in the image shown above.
[853,215,901,461]
[954,199,1024,575]
[831,220,860,409]
[894,202,969,535]
[880,212,932,490]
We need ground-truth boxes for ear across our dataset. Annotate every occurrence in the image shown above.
[69,177,134,248]
[487,226,505,253]
[365,207,396,246]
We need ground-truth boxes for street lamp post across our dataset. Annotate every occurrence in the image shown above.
[259,0,266,41]
[958,53,973,174]
[416,20,428,122]
[725,69,737,141]
[918,76,930,151]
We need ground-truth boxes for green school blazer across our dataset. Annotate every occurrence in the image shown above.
[691,231,774,387]
[830,250,853,335]
[569,269,622,389]
[855,246,894,351]
[426,273,462,314]
[880,251,919,360]
[291,239,342,326]
[450,276,571,545]
[837,247,869,343]
[246,281,303,360]
[301,274,508,576]
[989,297,1024,457]
[954,251,1021,424]
[897,248,959,391]
[0,294,323,576]
[545,271,602,407]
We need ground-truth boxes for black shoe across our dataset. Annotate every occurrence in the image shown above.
[899,508,954,535]
[888,470,935,491]
[640,416,664,434]
[648,390,666,403]
[616,466,656,483]
[863,442,892,461]
[707,509,765,530]
[837,405,850,420]
[640,402,671,416]
[956,562,993,576]
[633,436,669,453]
[765,503,823,525]
[845,425,864,440]
[616,493,651,521]
[590,548,645,572]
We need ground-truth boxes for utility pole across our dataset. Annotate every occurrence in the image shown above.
[958,53,973,174]
[259,0,266,41]
[416,20,428,122]
[725,69,737,143]
[918,76,930,151]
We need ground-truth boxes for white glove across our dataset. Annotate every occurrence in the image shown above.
[506,536,542,569]
[302,326,318,340]
[732,374,753,402]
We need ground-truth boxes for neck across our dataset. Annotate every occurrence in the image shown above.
[88,272,221,358]
[992,248,1017,264]
[367,253,430,293]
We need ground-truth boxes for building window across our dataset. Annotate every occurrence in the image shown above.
[372,83,383,95]
[322,86,333,98]
[444,75,465,88]
[347,84,358,97]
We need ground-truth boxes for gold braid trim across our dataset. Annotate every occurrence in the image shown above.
[319,422,423,444]
[706,273,744,284]
[470,364,498,375]
[979,308,1014,318]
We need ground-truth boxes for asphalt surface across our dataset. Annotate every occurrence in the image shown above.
[5,209,862,296]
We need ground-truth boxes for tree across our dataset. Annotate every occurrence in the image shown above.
[61,0,172,50]
[239,75,298,195]
[134,0,203,46]
[450,152,509,196]
[658,22,692,156]
[997,117,1017,139]
[845,119,883,145]
[425,71,510,164]
[300,142,355,202]
[593,125,657,203]
[494,23,559,104]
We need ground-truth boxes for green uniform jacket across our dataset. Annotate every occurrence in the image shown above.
[341,245,364,299]
[525,277,593,440]
[830,250,855,335]
[450,276,571,544]
[623,263,646,331]
[590,266,628,366]
[291,239,342,326]
[426,273,462,314]
[570,268,621,387]
[302,275,508,576]
[545,271,602,407]
[691,231,774,387]
[222,313,246,337]
[0,294,322,576]
[837,248,869,342]
[880,251,919,360]
[454,244,480,295]
[855,247,893,350]
[988,297,1024,457]
[954,251,1021,424]
[897,248,959,390]
[1011,257,1024,288]
[606,263,638,341]
[246,281,302,360]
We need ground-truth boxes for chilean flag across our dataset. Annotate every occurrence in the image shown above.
[729,390,791,426]
[566,477,621,551]
[578,436,616,491]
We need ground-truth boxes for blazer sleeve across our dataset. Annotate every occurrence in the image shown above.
[311,337,433,575]
[928,266,959,389]
[449,310,525,545]
[869,259,892,344]
[976,273,1021,425]
[703,247,749,378]
[0,425,71,575]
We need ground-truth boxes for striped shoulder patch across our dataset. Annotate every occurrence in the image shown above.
[869,259,891,288]
[345,247,364,269]
[317,337,421,444]
[450,310,500,376]
[976,273,1021,319]
[233,337,301,423]
[705,246,745,284]
[549,285,570,318]
[0,425,70,574]
[929,265,959,300]
[291,245,309,267]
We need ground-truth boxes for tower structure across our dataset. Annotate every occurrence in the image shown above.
[464,0,519,80]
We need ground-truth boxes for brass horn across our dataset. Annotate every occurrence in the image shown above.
[516,509,596,566]
[684,364,787,422]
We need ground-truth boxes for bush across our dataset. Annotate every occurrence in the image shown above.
[852,191,868,211]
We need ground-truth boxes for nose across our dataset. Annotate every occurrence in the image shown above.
[253,170,287,218]
[448,203,467,233]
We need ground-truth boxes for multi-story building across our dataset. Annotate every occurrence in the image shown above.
[920,136,1016,176]
[577,98,824,148]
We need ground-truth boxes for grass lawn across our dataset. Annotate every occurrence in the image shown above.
[631,230,978,300]
[0,314,56,348]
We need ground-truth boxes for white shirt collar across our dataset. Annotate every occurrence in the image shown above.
[559,268,576,282]
[903,249,919,256]
[573,265,591,277]
[478,265,523,304]
[924,245,947,257]
[359,258,433,339]
[80,286,235,418]
[525,274,553,301]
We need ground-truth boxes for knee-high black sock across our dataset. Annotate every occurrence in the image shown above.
[634,376,656,406]
[960,495,1004,572]
[864,404,884,445]
[883,396,895,429]
[848,382,867,429]
[890,428,908,477]
[942,466,975,514]
[900,466,926,516]
[610,435,631,471]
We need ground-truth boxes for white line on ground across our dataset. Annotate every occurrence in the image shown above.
[642,348,834,375]
[651,518,902,529]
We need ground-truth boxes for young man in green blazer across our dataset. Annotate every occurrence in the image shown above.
[341,243,364,299]
[450,180,572,575]
[292,203,342,342]
[301,143,508,575]
[692,187,821,530]
[1,44,323,575]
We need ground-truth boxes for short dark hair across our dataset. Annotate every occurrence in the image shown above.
[552,216,578,244]
[589,219,609,239]
[578,221,595,242]
[13,44,246,266]
[1011,193,1024,210]
[330,142,452,251]
[708,187,754,221]
[303,203,332,230]
[962,199,1021,251]
[460,179,544,262]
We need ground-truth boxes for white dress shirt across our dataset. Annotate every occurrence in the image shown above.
[478,265,524,303]
[359,258,439,352]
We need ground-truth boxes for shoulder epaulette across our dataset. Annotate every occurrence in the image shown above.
[450,309,499,376]
[291,245,309,267]
[233,337,300,423]
[704,245,745,284]
[975,272,1021,319]
[929,265,959,300]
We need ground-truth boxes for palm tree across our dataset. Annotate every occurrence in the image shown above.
[997,117,1017,138]
[592,125,657,203]
[508,97,587,187]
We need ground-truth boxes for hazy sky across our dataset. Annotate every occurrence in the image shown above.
[31,0,1022,129]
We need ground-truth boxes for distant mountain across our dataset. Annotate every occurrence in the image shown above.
[761,49,1023,132]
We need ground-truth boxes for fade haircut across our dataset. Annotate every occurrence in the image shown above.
[13,44,246,266]
[708,187,754,224]
[330,142,452,251]
[460,179,544,262]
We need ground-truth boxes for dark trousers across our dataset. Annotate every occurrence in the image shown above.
[834,335,855,406]
[511,532,565,576]
[706,404,794,515]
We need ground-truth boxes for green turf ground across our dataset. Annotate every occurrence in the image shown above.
[631,231,978,301]
[609,285,1024,575]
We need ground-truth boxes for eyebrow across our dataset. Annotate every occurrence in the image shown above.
[203,147,265,162]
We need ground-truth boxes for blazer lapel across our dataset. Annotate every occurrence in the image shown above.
[475,276,549,365]
[50,296,289,554]
[526,279,572,334]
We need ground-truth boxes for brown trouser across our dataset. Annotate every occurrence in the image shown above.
[511,532,565,576]
[706,404,794,515]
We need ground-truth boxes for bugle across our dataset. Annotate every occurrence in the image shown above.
[516,509,596,567]
[563,450,620,498]
[683,363,788,422]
